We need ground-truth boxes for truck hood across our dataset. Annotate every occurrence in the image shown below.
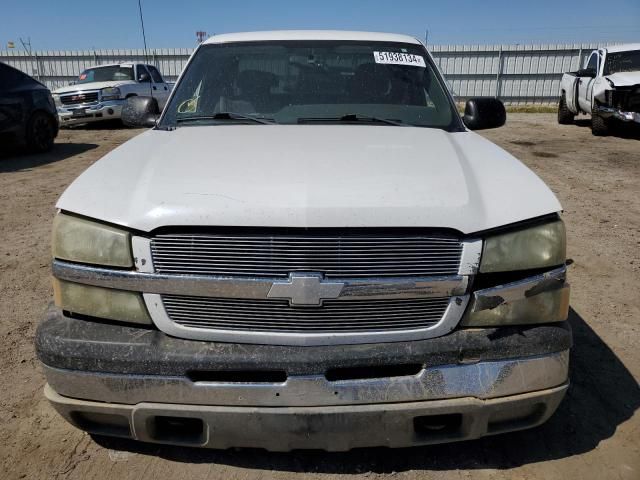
[605,71,640,87]
[57,125,561,234]
[53,81,130,94]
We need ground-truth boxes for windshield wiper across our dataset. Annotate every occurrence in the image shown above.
[176,112,274,125]
[297,114,406,126]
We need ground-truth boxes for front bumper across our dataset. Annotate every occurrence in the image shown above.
[594,105,640,124]
[37,308,571,450]
[57,100,124,126]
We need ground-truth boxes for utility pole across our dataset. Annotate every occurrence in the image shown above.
[19,37,39,80]
[19,37,31,55]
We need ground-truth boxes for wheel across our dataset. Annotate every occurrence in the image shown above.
[557,93,575,125]
[591,113,610,136]
[26,111,56,152]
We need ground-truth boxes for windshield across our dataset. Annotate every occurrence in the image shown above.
[604,50,640,75]
[160,41,460,130]
[78,66,134,84]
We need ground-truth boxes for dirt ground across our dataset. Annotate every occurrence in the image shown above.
[0,114,638,480]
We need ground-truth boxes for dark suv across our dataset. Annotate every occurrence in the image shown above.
[0,62,58,153]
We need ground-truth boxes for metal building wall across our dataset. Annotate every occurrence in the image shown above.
[0,48,193,89]
[430,43,603,104]
[0,43,607,104]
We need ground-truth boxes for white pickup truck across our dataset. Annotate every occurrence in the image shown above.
[52,63,171,126]
[558,43,640,135]
[37,31,571,451]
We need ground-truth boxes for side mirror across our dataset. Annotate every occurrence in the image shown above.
[138,72,151,83]
[463,97,506,130]
[576,68,597,78]
[121,96,159,128]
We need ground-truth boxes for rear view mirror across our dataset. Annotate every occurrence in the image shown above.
[463,98,506,130]
[122,96,159,128]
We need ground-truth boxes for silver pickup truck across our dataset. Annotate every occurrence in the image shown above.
[558,43,640,135]
[52,63,171,126]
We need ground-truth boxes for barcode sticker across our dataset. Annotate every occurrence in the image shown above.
[373,51,426,67]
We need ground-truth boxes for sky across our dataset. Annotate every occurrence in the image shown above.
[1,0,639,51]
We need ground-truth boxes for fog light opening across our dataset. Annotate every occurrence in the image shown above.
[147,416,205,445]
[413,414,463,439]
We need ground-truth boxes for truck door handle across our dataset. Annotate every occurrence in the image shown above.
[152,86,157,90]
[164,86,168,90]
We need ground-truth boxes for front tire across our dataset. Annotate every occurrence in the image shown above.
[591,113,610,136]
[26,111,56,152]
[557,93,575,125]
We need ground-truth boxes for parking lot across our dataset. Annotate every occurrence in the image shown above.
[0,113,638,480]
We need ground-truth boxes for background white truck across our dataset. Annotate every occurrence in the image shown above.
[558,43,640,135]
[52,63,171,126]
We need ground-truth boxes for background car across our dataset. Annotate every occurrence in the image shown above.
[0,62,59,153]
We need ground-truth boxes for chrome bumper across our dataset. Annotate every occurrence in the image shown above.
[43,350,569,407]
[57,100,124,125]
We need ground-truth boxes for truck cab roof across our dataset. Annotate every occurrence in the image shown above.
[203,30,422,45]
[604,43,640,54]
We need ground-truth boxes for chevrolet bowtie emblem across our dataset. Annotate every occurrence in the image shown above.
[267,273,345,306]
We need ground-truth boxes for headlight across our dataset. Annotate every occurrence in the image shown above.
[462,282,570,327]
[480,220,566,273]
[100,87,121,101]
[52,213,133,267]
[52,94,61,107]
[53,279,151,324]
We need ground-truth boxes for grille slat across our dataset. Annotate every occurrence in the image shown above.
[151,249,463,255]
[155,268,459,277]
[168,314,445,324]
[165,309,446,321]
[162,295,450,333]
[174,323,437,332]
[151,258,461,266]
[151,232,463,278]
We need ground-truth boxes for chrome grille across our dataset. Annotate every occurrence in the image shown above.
[162,295,451,333]
[60,91,99,105]
[151,233,463,278]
